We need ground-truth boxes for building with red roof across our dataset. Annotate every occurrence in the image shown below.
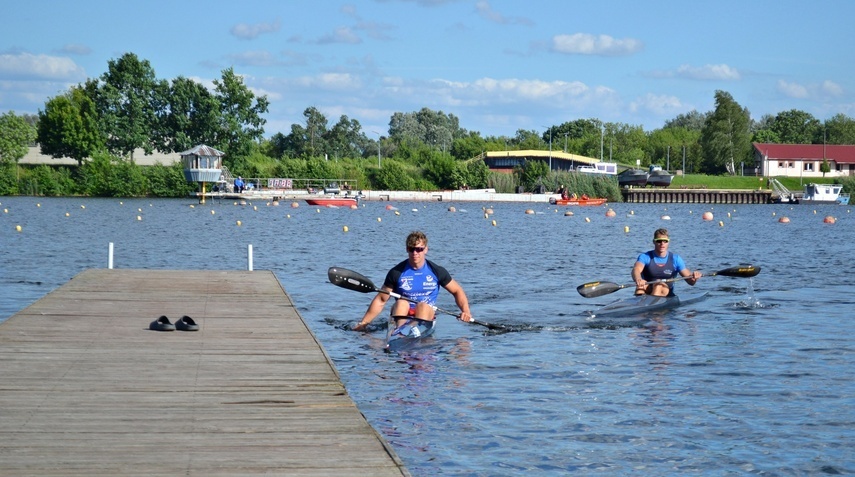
[754,143,855,178]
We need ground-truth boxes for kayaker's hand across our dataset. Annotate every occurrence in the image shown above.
[353,321,370,331]
[635,278,647,291]
[458,311,472,323]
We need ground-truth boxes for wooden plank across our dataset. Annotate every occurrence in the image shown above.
[0,269,409,477]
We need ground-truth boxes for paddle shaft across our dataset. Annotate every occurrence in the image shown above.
[577,265,760,298]
[328,267,507,331]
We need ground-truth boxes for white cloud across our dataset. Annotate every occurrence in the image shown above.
[629,93,685,115]
[475,1,534,26]
[227,50,280,67]
[551,33,643,56]
[822,80,843,96]
[0,53,86,81]
[675,64,740,81]
[230,19,281,40]
[778,80,810,99]
[316,27,362,45]
[57,44,92,55]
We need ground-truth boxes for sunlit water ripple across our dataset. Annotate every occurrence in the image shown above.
[1,196,852,475]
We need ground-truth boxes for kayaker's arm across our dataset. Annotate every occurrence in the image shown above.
[631,261,647,292]
[681,269,702,286]
[443,279,473,323]
[353,287,393,331]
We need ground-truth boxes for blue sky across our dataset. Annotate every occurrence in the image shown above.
[3,0,853,139]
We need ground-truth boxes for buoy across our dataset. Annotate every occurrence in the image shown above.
[702,211,714,221]
[137,216,142,221]
[37,203,41,207]
[661,215,671,220]
[81,205,85,209]
[395,211,400,216]
[823,216,836,224]
[484,213,489,219]
[385,204,395,210]
[448,206,456,212]
[813,210,817,215]
[65,212,70,217]
[377,217,382,222]
[236,220,242,226]
[585,217,591,222]
[624,226,629,233]
[16,225,22,232]
[316,208,321,213]
[190,204,195,208]
[485,208,494,215]
[138,208,142,212]
[719,221,724,227]
[772,211,776,216]
[564,211,574,216]
[343,226,349,232]
[211,210,215,215]
[778,216,790,223]
[605,209,616,217]
[411,208,418,212]
[254,205,258,210]
[291,202,299,208]
[525,209,534,215]
[286,214,291,218]
[350,204,357,210]
[491,220,497,226]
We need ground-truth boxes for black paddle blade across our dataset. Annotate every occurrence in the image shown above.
[577,281,624,298]
[714,265,761,278]
[328,267,379,294]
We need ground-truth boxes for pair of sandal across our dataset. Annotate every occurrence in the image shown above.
[149,315,199,332]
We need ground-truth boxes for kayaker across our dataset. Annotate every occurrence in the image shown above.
[353,231,473,331]
[632,228,701,296]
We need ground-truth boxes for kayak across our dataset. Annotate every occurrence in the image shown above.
[384,318,437,352]
[590,292,709,319]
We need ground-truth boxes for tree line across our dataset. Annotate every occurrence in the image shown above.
[1,52,855,197]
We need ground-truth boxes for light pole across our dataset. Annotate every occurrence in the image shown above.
[541,125,553,171]
[564,132,568,153]
[373,131,381,168]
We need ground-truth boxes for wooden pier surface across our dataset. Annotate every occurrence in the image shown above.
[0,269,409,477]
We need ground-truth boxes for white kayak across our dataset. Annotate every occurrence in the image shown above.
[590,292,709,319]
[384,318,437,352]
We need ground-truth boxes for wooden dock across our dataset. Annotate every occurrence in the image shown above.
[621,187,772,204]
[0,269,410,477]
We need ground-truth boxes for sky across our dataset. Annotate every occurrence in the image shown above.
[3,0,854,140]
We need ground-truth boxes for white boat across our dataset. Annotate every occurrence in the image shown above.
[800,183,849,205]
[576,162,618,175]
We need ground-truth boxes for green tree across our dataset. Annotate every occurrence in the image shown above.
[373,159,415,190]
[156,76,220,153]
[37,87,105,165]
[700,90,751,174]
[212,67,269,164]
[771,109,821,144]
[515,159,549,191]
[324,114,366,159]
[0,111,37,164]
[663,110,708,131]
[94,53,164,159]
[824,114,855,144]
[422,151,457,189]
[451,131,487,161]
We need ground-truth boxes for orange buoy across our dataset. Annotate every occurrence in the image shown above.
[702,211,714,221]
[823,216,836,224]
[605,209,616,217]
[778,216,790,223]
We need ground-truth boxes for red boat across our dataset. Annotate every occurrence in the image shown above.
[549,197,607,206]
[305,197,359,207]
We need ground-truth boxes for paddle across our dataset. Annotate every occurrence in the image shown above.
[327,266,508,331]
[576,265,761,298]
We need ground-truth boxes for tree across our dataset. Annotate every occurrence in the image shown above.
[700,91,751,174]
[37,87,104,165]
[771,109,821,144]
[324,114,366,159]
[94,53,164,160]
[663,110,708,131]
[212,67,269,164]
[155,76,220,153]
[0,111,37,164]
[824,114,855,145]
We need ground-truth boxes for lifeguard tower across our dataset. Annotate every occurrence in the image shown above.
[181,145,225,204]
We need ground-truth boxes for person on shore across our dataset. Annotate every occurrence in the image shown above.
[353,231,473,331]
[234,176,245,193]
[632,228,701,296]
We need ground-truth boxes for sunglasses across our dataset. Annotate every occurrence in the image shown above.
[408,246,426,253]
[653,238,670,244]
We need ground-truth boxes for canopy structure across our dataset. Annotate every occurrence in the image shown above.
[181,145,225,183]
[181,145,225,203]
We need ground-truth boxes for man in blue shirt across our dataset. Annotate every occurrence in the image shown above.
[354,231,473,331]
[632,228,701,296]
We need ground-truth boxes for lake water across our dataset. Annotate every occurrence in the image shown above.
[1,196,852,476]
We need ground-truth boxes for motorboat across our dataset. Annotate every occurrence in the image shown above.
[618,169,648,188]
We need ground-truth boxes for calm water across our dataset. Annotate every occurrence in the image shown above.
[1,196,852,475]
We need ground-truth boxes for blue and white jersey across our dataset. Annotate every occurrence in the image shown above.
[384,259,453,310]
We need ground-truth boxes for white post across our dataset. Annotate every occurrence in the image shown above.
[247,244,253,271]
[108,242,114,269]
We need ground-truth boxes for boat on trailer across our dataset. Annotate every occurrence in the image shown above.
[590,291,709,319]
